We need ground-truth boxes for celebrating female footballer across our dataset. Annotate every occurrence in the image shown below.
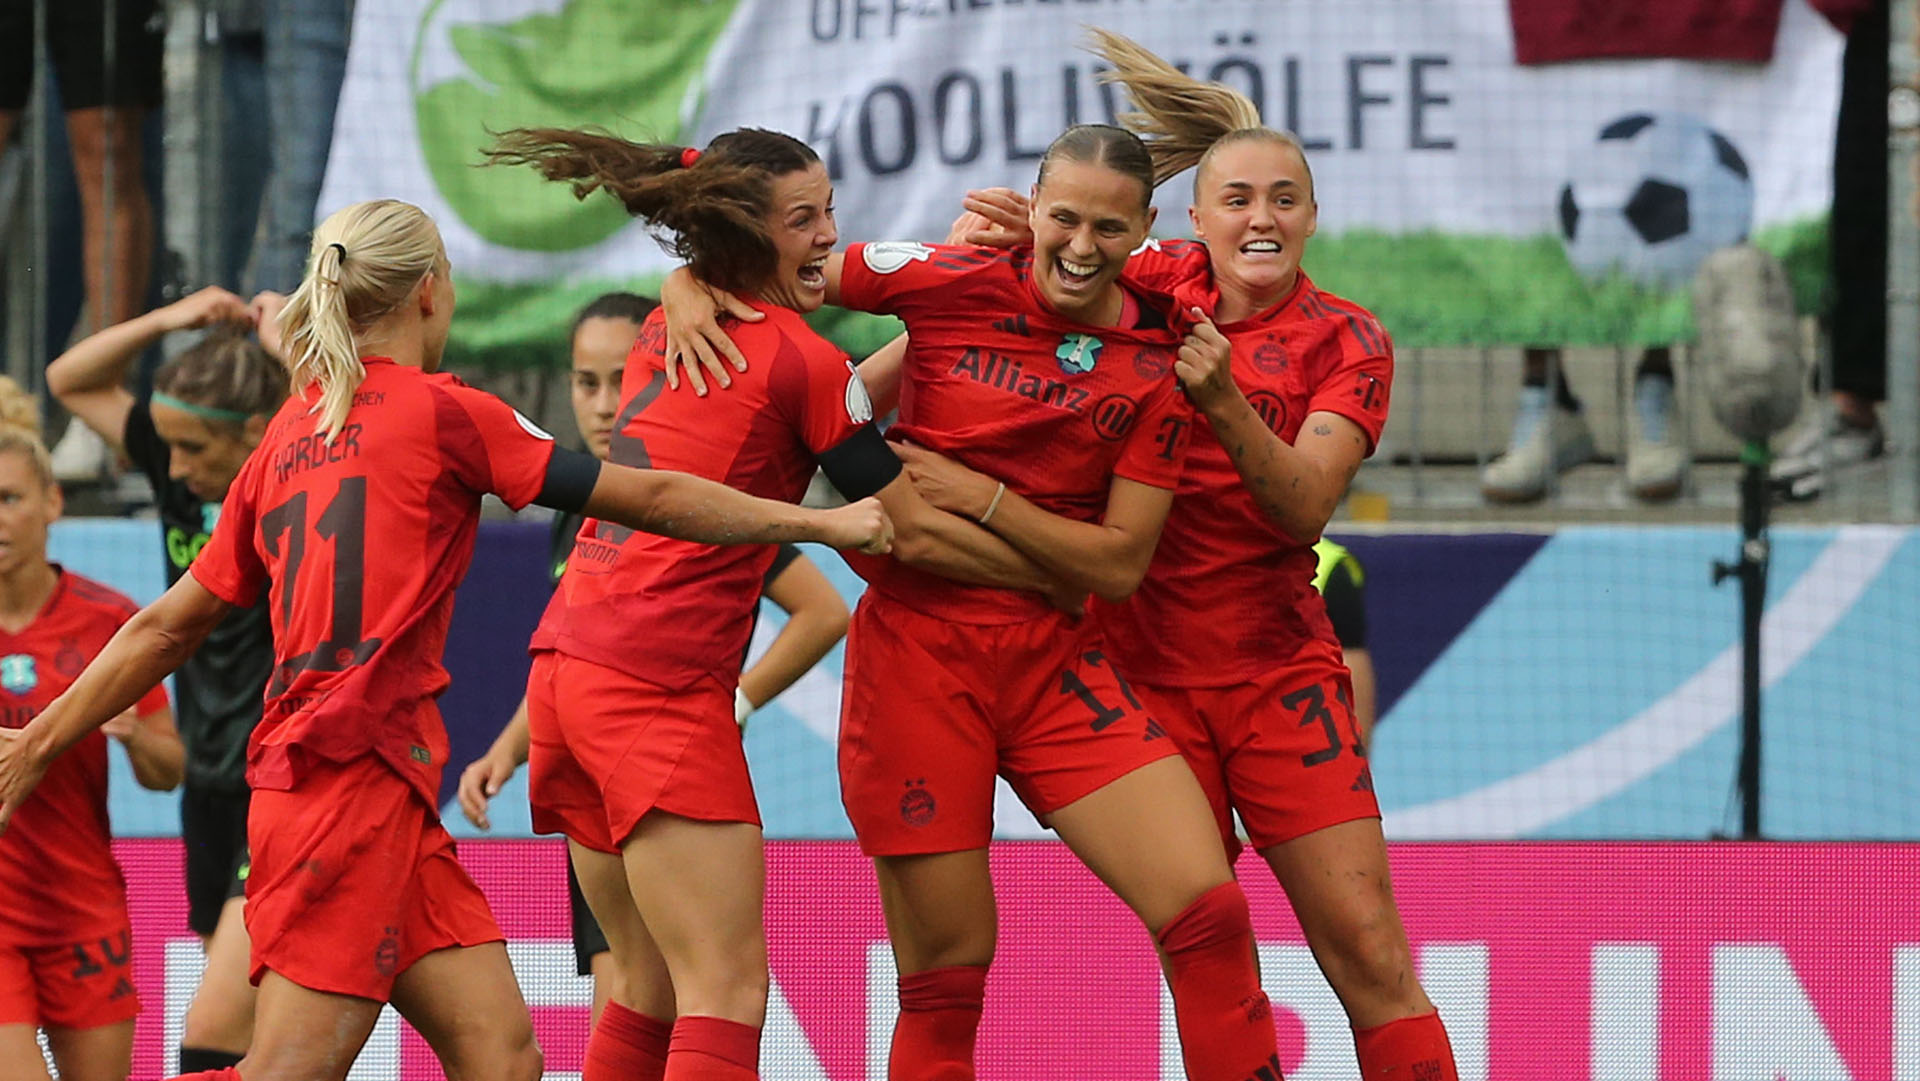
[0,388,181,1081]
[935,30,1461,1081]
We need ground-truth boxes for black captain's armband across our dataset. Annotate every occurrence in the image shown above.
[817,425,904,501]
[536,447,603,514]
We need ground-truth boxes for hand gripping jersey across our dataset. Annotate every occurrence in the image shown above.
[191,358,567,805]
[531,304,893,691]
[838,241,1193,623]
[1100,240,1393,686]
[0,572,169,946]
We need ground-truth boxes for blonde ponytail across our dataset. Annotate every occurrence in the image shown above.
[0,376,54,489]
[277,199,447,441]
[1086,28,1311,196]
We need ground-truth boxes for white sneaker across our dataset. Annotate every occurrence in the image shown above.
[50,422,113,484]
[1771,406,1884,479]
[1625,374,1687,501]
[1481,386,1596,503]
[1769,404,1884,501]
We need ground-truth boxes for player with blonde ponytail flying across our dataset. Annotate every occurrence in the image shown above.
[950,30,1459,1081]
[0,199,891,1081]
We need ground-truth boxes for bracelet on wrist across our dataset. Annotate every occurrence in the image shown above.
[978,481,1007,525]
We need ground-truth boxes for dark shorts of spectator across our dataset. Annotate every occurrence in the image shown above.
[0,0,165,112]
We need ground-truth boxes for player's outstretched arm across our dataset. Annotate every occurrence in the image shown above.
[873,474,1079,604]
[0,575,230,833]
[457,700,531,831]
[582,461,893,553]
[812,429,1077,605]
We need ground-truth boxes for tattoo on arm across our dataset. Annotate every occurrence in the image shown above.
[1313,423,1333,436]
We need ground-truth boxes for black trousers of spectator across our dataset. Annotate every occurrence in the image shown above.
[1829,0,1889,403]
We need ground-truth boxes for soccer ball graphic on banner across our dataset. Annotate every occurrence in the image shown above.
[1556,113,1755,290]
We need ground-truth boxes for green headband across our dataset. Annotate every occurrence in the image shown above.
[151,392,253,424]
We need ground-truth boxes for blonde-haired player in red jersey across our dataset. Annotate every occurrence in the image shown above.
[0,198,889,1081]
[0,392,181,1081]
[939,30,1461,1081]
[661,123,1281,1081]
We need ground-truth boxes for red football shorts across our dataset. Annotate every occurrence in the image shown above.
[0,927,138,1028]
[244,755,503,1001]
[839,592,1180,856]
[1135,645,1381,856]
[526,650,758,855]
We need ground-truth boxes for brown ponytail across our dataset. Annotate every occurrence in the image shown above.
[485,127,820,294]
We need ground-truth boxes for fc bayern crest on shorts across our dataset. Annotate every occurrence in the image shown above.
[899,779,936,827]
[0,653,36,695]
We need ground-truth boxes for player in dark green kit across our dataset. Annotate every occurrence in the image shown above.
[48,287,289,1072]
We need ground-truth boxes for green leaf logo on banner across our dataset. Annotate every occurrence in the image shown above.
[412,0,742,252]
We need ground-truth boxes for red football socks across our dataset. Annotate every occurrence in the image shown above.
[585,1000,673,1081]
[1355,1011,1458,1081]
[665,1015,761,1081]
[1156,881,1283,1081]
[889,963,989,1080]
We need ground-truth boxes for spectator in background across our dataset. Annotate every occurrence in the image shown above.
[0,0,165,480]
[45,286,286,1073]
[1774,0,1888,500]
[1313,537,1378,745]
[1479,346,1685,503]
[242,0,353,294]
[0,0,159,333]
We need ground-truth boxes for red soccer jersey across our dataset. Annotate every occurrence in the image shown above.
[532,303,876,690]
[839,241,1193,623]
[1100,242,1393,685]
[191,358,559,804]
[0,571,169,947]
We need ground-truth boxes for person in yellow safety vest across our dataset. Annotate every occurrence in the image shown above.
[1312,539,1377,747]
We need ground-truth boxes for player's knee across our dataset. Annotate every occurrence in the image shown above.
[449,1017,542,1081]
[1317,913,1420,1007]
[668,956,769,1026]
[492,1029,543,1081]
[236,1042,357,1081]
[899,923,995,973]
[180,992,252,1055]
